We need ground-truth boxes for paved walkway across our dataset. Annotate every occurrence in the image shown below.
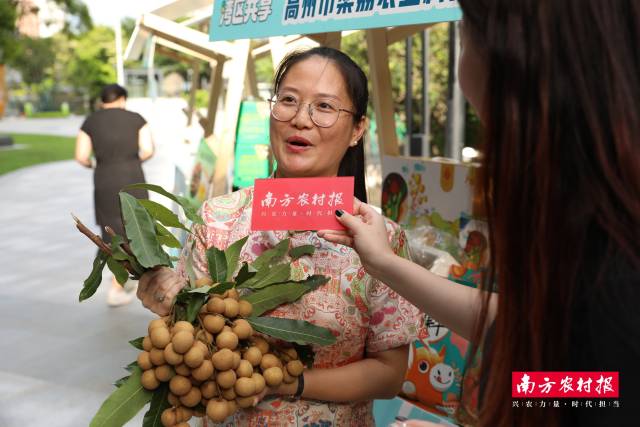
[0,99,201,426]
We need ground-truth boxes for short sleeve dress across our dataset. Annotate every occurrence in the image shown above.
[177,187,426,426]
[80,108,149,241]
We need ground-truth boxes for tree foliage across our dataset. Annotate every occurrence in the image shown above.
[0,0,18,63]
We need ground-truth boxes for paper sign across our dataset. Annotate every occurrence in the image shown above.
[251,177,354,231]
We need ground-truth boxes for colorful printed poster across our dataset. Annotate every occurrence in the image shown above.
[210,0,461,41]
[234,101,271,189]
[251,177,353,230]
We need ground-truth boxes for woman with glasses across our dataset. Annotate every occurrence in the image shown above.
[136,47,424,426]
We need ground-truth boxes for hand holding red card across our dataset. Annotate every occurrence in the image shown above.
[251,177,354,231]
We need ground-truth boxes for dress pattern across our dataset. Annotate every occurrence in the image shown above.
[177,187,425,426]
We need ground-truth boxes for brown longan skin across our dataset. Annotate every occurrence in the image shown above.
[172,320,195,335]
[179,386,202,407]
[200,381,218,399]
[148,318,166,334]
[234,377,256,397]
[252,373,266,394]
[163,343,184,365]
[203,314,225,334]
[216,369,237,389]
[232,351,241,370]
[260,353,281,370]
[149,348,166,366]
[169,375,192,396]
[207,297,226,314]
[142,336,153,352]
[286,360,304,377]
[206,400,228,423]
[175,363,191,376]
[226,399,237,416]
[167,393,179,406]
[226,288,240,300]
[160,408,176,427]
[223,298,240,318]
[232,319,253,340]
[141,369,160,390]
[221,387,236,400]
[216,331,239,350]
[236,359,253,378]
[238,300,253,317]
[243,346,262,367]
[176,406,193,422]
[184,346,205,368]
[150,327,171,349]
[212,348,235,371]
[251,336,270,355]
[192,359,214,382]
[172,331,195,354]
[137,351,153,371]
[236,395,256,408]
[283,368,296,384]
[155,365,174,382]
[263,366,284,387]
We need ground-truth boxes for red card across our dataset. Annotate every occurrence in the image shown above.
[251,177,354,231]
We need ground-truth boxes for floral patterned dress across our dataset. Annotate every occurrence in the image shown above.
[178,187,424,426]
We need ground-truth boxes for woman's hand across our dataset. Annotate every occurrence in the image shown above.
[137,267,186,315]
[318,198,396,275]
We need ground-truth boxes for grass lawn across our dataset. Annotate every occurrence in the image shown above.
[0,133,75,176]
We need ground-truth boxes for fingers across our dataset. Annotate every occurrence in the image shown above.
[317,232,354,248]
[137,267,185,316]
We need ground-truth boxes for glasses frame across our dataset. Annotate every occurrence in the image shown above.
[267,95,356,128]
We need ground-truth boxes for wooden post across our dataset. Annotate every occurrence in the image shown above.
[203,59,224,138]
[245,55,260,99]
[366,29,399,158]
[187,61,200,126]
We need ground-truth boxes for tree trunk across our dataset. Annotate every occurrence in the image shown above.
[0,64,6,118]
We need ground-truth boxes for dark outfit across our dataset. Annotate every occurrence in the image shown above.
[81,108,149,242]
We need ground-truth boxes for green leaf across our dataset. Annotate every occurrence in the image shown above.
[89,366,153,427]
[298,274,331,289]
[289,244,315,260]
[114,375,130,388]
[187,282,234,295]
[142,383,170,427]
[107,256,129,285]
[155,223,182,249]
[251,239,290,271]
[125,361,139,373]
[234,262,256,285]
[138,199,189,231]
[119,192,171,268]
[184,255,197,287]
[224,236,249,281]
[238,263,291,290]
[206,246,227,283]
[123,183,204,225]
[292,343,315,369]
[247,316,336,346]
[110,235,145,276]
[244,282,317,316]
[129,337,144,351]
[185,293,208,323]
[79,251,108,302]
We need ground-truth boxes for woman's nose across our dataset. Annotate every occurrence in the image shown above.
[290,104,314,129]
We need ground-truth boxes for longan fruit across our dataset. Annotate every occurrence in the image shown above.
[223,298,240,318]
[201,380,218,399]
[282,347,298,361]
[216,331,239,350]
[172,321,195,335]
[263,366,284,387]
[184,346,205,368]
[216,369,237,389]
[238,300,253,317]
[169,375,192,396]
[192,359,214,382]
[283,369,295,384]
[149,348,166,366]
[195,277,213,288]
[160,408,176,427]
[148,318,166,334]
[221,387,236,400]
[163,343,183,366]
[212,348,235,371]
[221,325,232,334]
[141,369,160,390]
[236,359,253,378]
[172,330,194,354]
[137,351,153,371]
[226,288,240,300]
[206,399,228,423]
[175,363,191,376]
[175,406,193,422]
[175,423,190,427]
[167,392,179,406]
[207,297,225,314]
[251,336,269,355]
[232,351,241,370]
[150,327,171,349]
[260,353,281,370]
[232,319,253,340]
[234,377,256,397]
[179,387,202,407]
[286,360,304,377]
[142,336,153,352]
[202,330,214,344]
[236,395,256,408]
[243,346,262,367]
[203,314,225,334]
[226,399,237,416]
[155,365,174,382]
[252,372,266,394]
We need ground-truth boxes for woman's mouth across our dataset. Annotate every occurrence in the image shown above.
[285,136,312,153]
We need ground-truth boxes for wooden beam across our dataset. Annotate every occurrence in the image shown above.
[306,31,342,48]
[203,60,224,137]
[187,61,200,126]
[156,38,213,63]
[386,23,436,46]
[245,55,260,99]
[366,29,399,157]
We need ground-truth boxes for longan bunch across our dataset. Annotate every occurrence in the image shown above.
[137,289,305,426]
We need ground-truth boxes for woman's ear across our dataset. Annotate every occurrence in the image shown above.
[351,116,368,145]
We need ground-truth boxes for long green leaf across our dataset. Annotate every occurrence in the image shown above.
[186,294,207,323]
[206,246,227,283]
[247,317,336,346]
[251,239,290,271]
[289,244,315,260]
[107,256,129,285]
[238,263,290,290]
[234,262,256,285]
[142,383,170,427]
[224,236,249,281]
[138,199,189,231]
[110,235,144,276]
[114,375,130,388]
[90,366,153,427]
[119,192,171,268]
[155,223,182,249]
[187,282,234,295]
[123,183,204,225]
[244,282,316,316]
[129,337,144,351]
[79,251,108,302]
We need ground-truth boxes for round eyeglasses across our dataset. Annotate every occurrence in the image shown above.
[268,94,355,128]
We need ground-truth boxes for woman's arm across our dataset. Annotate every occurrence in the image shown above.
[319,200,496,341]
[138,124,154,162]
[273,345,409,402]
[75,130,93,168]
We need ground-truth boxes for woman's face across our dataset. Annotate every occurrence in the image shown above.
[270,56,366,179]
[458,19,488,123]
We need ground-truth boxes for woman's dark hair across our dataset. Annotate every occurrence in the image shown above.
[101,84,128,104]
[273,47,369,203]
[457,1,640,426]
